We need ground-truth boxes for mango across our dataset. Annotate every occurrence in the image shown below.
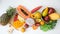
[49,13,60,20]
[33,11,42,19]
[12,20,25,29]
[42,7,48,17]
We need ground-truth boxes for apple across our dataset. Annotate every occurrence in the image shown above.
[35,23,40,26]
[48,7,55,14]
[44,16,50,22]
[24,24,29,28]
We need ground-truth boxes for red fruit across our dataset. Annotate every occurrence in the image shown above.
[31,6,42,13]
[35,23,40,26]
[44,16,50,22]
[48,7,55,14]
[24,24,29,28]
[14,14,18,21]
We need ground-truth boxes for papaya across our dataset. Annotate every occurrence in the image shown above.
[17,5,31,19]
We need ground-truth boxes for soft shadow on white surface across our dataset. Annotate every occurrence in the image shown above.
[0,0,60,34]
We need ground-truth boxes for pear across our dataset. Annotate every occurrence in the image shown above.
[42,7,48,17]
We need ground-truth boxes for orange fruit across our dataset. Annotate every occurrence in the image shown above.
[40,21,45,25]
[12,20,24,29]
[21,27,25,32]
[32,25,38,30]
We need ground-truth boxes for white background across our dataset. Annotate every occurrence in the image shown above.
[0,0,60,34]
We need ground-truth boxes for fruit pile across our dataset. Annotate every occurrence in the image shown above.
[0,5,60,33]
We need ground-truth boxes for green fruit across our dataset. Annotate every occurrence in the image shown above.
[42,7,48,17]
[33,11,42,19]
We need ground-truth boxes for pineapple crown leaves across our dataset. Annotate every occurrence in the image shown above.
[6,7,16,17]
[0,7,16,26]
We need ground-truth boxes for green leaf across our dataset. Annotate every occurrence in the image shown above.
[6,7,16,17]
[40,24,49,31]
[40,20,57,32]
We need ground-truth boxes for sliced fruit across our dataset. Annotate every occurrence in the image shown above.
[42,7,48,17]
[17,5,31,19]
[31,6,42,13]
[49,13,60,20]
[30,14,35,19]
[18,15,25,23]
[12,20,25,29]
[26,18,35,26]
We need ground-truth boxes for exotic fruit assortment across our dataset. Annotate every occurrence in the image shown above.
[0,5,60,33]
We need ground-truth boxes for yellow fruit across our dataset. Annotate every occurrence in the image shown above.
[36,19,41,22]
[40,21,45,25]
[59,14,60,18]
[30,14,35,19]
[12,20,25,29]
[32,25,38,30]
[42,7,48,17]
[18,15,25,23]
[21,28,25,32]
[34,11,42,19]
[49,13,60,20]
